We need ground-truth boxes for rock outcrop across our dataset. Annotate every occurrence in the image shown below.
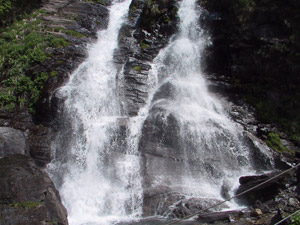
[0,0,111,167]
[1,0,300,224]
[114,0,179,116]
[35,0,110,124]
[199,0,300,150]
[0,0,112,224]
[0,127,29,157]
[0,154,68,225]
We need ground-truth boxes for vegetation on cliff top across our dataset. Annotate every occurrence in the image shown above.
[0,0,42,27]
[0,9,70,113]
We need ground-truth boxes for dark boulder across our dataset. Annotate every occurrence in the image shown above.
[235,171,287,205]
[197,210,245,224]
[142,185,228,218]
[0,154,68,225]
[0,127,29,157]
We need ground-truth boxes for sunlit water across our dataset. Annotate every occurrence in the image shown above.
[48,0,272,224]
[48,0,142,224]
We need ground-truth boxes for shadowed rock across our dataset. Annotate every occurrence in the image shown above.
[0,127,29,157]
[0,154,68,225]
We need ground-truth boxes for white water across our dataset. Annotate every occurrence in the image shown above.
[48,0,142,224]
[135,0,271,208]
[48,0,272,223]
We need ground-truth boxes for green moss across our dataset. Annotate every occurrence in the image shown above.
[50,37,70,48]
[140,40,150,49]
[290,212,300,225]
[197,0,208,7]
[163,15,170,23]
[0,0,43,27]
[52,26,64,32]
[47,220,59,225]
[151,5,161,16]
[9,201,42,209]
[65,30,85,38]
[145,0,152,9]
[83,0,109,6]
[50,71,59,77]
[266,132,290,153]
[0,0,12,19]
[133,66,142,72]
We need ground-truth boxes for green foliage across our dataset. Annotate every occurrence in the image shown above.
[50,71,59,77]
[145,0,152,9]
[266,132,290,153]
[140,40,150,49]
[0,0,11,18]
[47,220,59,225]
[291,134,300,145]
[9,201,42,209]
[0,9,70,112]
[232,0,256,22]
[133,66,142,72]
[151,5,161,16]
[0,0,43,27]
[290,212,300,225]
[50,37,70,48]
[65,29,85,38]
[83,0,109,6]
[198,0,208,7]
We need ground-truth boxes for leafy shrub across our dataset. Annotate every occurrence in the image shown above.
[290,212,300,225]
[0,9,69,112]
[266,132,289,153]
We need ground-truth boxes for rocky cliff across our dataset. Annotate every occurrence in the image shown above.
[0,0,111,223]
[0,0,300,224]
[199,0,300,154]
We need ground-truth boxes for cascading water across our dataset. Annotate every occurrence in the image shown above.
[135,0,272,216]
[140,0,253,197]
[48,0,143,224]
[48,0,273,223]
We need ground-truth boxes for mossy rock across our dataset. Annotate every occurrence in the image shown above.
[266,132,292,154]
[133,66,142,72]
[9,201,42,209]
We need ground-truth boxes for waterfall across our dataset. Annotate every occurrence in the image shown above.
[48,0,142,224]
[48,0,273,224]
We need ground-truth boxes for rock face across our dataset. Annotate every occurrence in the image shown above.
[1,0,299,224]
[35,0,110,124]
[0,0,111,167]
[114,0,179,116]
[0,127,29,157]
[199,0,300,148]
[0,154,68,225]
[0,1,112,224]
[235,171,286,205]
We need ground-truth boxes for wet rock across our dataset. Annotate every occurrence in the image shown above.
[114,0,179,116]
[35,0,110,125]
[142,186,183,217]
[199,0,300,154]
[197,210,245,223]
[170,198,227,218]
[0,154,68,225]
[221,179,231,200]
[251,208,263,217]
[288,197,299,208]
[235,171,287,205]
[0,127,29,157]
[142,185,228,218]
